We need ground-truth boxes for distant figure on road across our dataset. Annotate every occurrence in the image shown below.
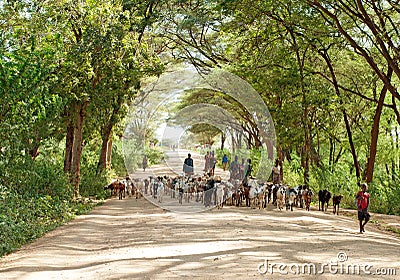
[183,153,194,177]
[222,154,228,171]
[142,155,148,171]
[239,158,245,180]
[243,158,252,187]
[204,151,210,171]
[208,151,217,176]
[229,155,239,180]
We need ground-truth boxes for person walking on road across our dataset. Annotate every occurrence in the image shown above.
[229,156,239,180]
[208,151,217,176]
[356,183,370,234]
[243,158,252,187]
[222,154,228,171]
[183,153,194,177]
[142,155,148,171]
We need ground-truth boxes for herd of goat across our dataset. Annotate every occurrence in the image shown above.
[105,175,344,214]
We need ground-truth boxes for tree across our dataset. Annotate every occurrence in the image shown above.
[307,0,400,182]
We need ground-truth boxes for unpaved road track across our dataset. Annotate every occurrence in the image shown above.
[1,150,399,279]
[1,196,400,280]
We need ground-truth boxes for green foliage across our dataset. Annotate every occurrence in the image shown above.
[282,154,303,187]
[145,147,165,166]
[0,186,97,257]
[369,174,400,215]
[0,155,73,200]
[215,148,231,168]
[282,153,400,215]
[109,142,128,177]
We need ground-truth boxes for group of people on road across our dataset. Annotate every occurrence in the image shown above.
[204,151,217,175]
[228,156,252,183]
[183,152,253,184]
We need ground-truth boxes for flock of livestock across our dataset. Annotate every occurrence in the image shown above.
[105,174,344,214]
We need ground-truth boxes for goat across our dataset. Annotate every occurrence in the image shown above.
[332,194,343,215]
[287,188,297,211]
[318,189,331,212]
[105,180,126,199]
[157,180,164,203]
[215,182,225,209]
[276,185,286,211]
[302,188,313,211]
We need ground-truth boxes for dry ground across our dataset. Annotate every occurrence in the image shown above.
[0,195,399,280]
[1,150,399,279]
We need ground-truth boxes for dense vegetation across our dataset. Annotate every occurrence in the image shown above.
[1,0,400,256]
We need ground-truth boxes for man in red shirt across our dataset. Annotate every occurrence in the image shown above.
[356,183,370,233]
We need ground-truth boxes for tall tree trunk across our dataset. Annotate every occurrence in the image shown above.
[106,136,113,170]
[277,145,284,182]
[64,115,74,174]
[365,68,392,182]
[290,32,310,186]
[97,125,112,174]
[71,100,88,197]
[343,110,361,181]
[97,137,109,173]
[318,49,361,182]
[329,138,334,167]
[266,138,274,161]
[302,122,311,186]
[220,132,225,150]
[29,137,41,160]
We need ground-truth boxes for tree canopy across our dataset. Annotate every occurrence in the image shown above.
[1,0,400,227]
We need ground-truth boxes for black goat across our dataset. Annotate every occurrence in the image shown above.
[332,194,343,215]
[318,189,331,212]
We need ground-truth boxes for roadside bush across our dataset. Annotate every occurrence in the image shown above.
[0,156,73,199]
[0,185,96,257]
[79,168,110,200]
[0,154,98,258]
[79,149,111,199]
[369,173,400,215]
[144,147,165,165]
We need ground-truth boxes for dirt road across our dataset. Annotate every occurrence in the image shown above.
[1,150,400,279]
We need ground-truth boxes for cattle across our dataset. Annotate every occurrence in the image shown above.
[332,194,343,215]
[318,189,331,212]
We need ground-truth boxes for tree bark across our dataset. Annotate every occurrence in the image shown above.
[318,48,361,182]
[97,125,112,174]
[29,137,41,160]
[343,110,361,181]
[277,145,284,182]
[220,132,225,150]
[365,68,392,182]
[64,116,74,174]
[106,136,113,170]
[71,100,88,197]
